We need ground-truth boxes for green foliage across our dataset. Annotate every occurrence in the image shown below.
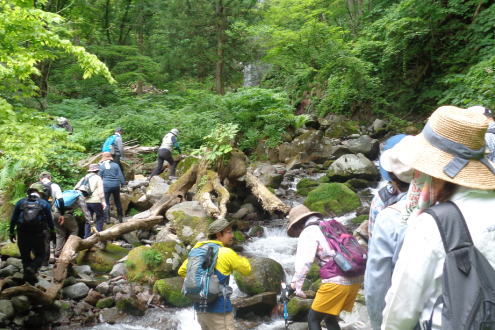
[192,123,240,165]
[141,248,164,269]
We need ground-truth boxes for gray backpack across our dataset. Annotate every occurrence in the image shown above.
[423,201,495,330]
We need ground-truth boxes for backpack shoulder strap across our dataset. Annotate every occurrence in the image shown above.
[423,201,473,253]
[486,128,495,134]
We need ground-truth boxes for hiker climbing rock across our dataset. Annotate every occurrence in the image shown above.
[287,205,365,330]
[10,183,55,285]
[102,127,126,174]
[56,117,73,134]
[179,219,251,330]
[99,152,126,224]
[149,128,182,181]
[74,164,105,238]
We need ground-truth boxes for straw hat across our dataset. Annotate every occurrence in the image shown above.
[395,106,495,189]
[287,205,323,238]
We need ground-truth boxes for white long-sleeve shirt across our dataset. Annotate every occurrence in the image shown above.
[382,186,495,330]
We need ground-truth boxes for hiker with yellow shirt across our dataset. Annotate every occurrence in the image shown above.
[179,219,251,330]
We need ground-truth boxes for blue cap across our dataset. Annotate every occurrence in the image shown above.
[379,134,408,181]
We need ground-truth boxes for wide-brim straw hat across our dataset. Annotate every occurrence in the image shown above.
[287,205,323,238]
[395,106,495,190]
[101,152,114,162]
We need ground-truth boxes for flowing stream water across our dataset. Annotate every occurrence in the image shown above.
[73,171,387,330]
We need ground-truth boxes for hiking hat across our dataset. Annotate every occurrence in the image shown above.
[29,183,45,194]
[467,105,493,118]
[379,134,407,181]
[170,128,179,136]
[57,117,68,125]
[395,106,495,189]
[287,205,324,238]
[380,136,415,183]
[39,171,51,178]
[115,127,124,133]
[88,164,100,172]
[101,152,114,162]
[208,219,233,235]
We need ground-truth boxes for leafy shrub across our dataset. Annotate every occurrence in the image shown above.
[141,248,164,268]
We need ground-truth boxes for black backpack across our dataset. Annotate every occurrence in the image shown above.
[36,181,53,202]
[78,174,95,197]
[423,202,495,330]
[19,196,45,232]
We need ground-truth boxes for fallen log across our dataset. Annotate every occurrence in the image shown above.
[0,216,163,304]
[245,172,291,216]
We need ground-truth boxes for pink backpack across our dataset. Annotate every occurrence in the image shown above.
[310,220,368,279]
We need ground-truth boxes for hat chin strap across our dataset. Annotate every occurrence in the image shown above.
[422,122,495,178]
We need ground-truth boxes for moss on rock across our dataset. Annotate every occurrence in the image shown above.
[325,122,359,139]
[296,187,317,196]
[1,243,20,258]
[287,297,313,320]
[351,215,369,224]
[296,178,320,190]
[234,230,245,242]
[96,297,115,308]
[307,263,320,282]
[303,183,361,217]
[310,279,322,291]
[175,156,200,177]
[76,243,128,273]
[249,226,264,237]
[153,277,192,307]
[166,201,212,246]
[233,257,284,296]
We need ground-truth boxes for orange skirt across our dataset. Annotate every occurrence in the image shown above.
[311,282,361,315]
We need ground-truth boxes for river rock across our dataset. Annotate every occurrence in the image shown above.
[110,263,127,278]
[0,300,14,319]
[122,232,142,247]
[278,143,292,163]
[95,282,110,295]
[5,257,22,269]
[289,323,309,330]
[130,188,152,211]
[146,179,170,204]
[153,277,192,307]
[342,135,380,160]
[1,243,20,258]
[77,243,129,273]
[232,292,278,318]
[287,297,313,321]
[63,283,90,300]
[259,172,283,189]
[303,183,361,217]
[11,296,30,314]
[175,156,200,177]
[128,180,149,189]
[256,141,279,163]
[290,130,324,157]
[371,118,387,132]
[122,162,135,182]
[84,290,102,306]
[116,298,148,316]
[234,257,284,296]
[96,297,115,308]
[99,308,125,324]
[286,152,311,171]
[328,154,380,182]
[155,228,180,243]
[73,265,92,277]
[166,201,211,246]
[325,122,359,139]
[0,265,17,277]
[249,226,264,237]
[330,145,353,159]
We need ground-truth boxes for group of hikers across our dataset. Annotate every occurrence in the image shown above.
[8,105,495,330]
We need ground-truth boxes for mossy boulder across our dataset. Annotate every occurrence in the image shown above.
[153,277,192,307]
[116,298,147,316]
[296,178,320,190]
[234,230,245,242]
[317,175,330,184]
[249,226,264,237]
[259,173,283,189]
[290,130,324,157]
[307,263,320,282]
[303,183,361,217]
[327,153,380,182]
[346,178,369,189]
[310,279,322,291]
[1,243,20,259]
[77,243,128,273]
[351,215,369,224]
[325,122,359,139]
[287,297,313,321]
[175,156,200,177]
[233,257,284,296]
[296,187,317,196]
[96,297,115,308]
[126,241,187,285]
[165,201,213,246]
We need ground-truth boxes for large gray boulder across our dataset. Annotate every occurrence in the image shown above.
[62,283,90,300]
[278,143,292,163]
[128,180,149,189]
[146,177,170,204]
[130,188,152,211]
[166,201,212,246]
[286,152,312,171]
[233,258,284,296]
[290,130,324,157]
[231,292,278,318]
[328,154,380,182]
[12,296,30,314]
[95,282,110,295]
[110,263,127,278]
[155,228,180,244]
[5,258,22,269]
[342,135,380,160]
[287,297,313,321]
[308,136,334,164]
[0,265,17,277]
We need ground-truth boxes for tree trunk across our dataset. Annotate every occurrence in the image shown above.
[137,13,144,95]
[357,0,363,16]
[0,216,163,304]
[215,0,226,95]
[347,0,355,20]
[245,172,291,216]
[195,170,230,219]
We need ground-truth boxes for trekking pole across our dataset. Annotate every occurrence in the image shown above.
[281,282,291,330]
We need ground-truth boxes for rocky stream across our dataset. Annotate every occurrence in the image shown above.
[0,115,406,329]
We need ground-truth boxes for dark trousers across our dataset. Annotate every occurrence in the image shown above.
[85,203,105,238]
[149,148,176,179]
[308,308,340,330]
[18,231,45,272]
[104,185,122,220]
[113,153,125,176]
[43,229,51,265]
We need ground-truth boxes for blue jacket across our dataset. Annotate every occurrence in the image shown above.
[99,161,126,187]
[364,194,408,330]
[10,196,55,234]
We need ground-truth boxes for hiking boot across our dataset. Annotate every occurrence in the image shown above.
[104,217,110,225]
[24,267,38,286]
[117,215,123,223]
